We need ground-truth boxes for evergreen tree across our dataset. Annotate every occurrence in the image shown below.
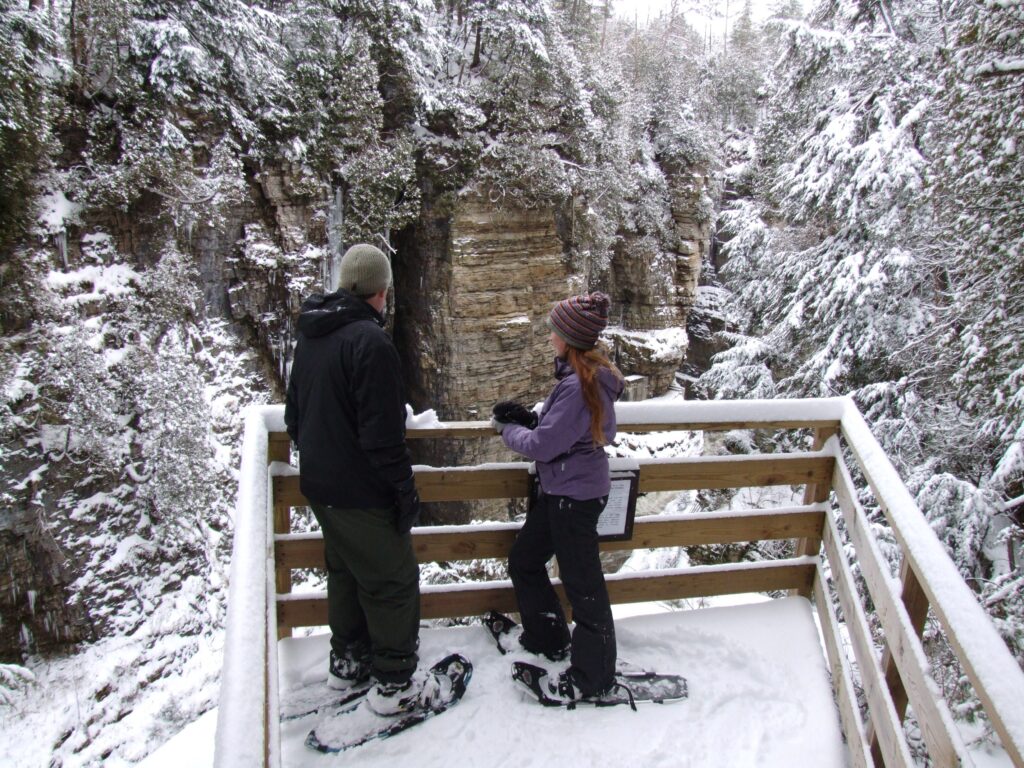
[0,0,52,256]
[702,0,1024,726]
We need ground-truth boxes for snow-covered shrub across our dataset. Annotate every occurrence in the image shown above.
[0,664,34,706]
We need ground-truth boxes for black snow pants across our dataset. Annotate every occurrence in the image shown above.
[310,504,420,684]
[508,490,617,696]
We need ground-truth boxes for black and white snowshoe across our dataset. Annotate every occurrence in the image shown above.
[484,610,649,676]
[512,660,687,711]
[483,609,531,656]
[304,653,472,754]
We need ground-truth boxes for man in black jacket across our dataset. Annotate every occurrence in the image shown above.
[285,243,446,715]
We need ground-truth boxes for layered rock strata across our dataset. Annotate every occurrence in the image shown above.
[606,170,712,393]
[393,194,572,522]
[0,511,91,662]
[226,165,326,385]
[233,167,713,522]
[396,194,573,421]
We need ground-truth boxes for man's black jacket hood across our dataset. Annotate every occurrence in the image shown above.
[284,289,413,511]
[296,289,385,338]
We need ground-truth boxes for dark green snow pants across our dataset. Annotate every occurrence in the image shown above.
[310,504,420,684]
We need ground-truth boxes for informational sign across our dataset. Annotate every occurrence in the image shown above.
[597,470,639,542]
[526,463,639,542]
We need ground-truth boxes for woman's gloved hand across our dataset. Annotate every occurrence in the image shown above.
[492,401,539,429]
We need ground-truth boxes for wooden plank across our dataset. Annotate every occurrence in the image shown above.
[272,470,527,505]
[793,428,839,598]
[274,508,827,570]
[604,561,816,604]
[795,429,838,548]
[264,596,272,768]
[269,416,842,443]
[272,496,292,640]
[811,565,874,768]
[264,581,279,766]
[414,467,531,501]
[267,432,291,463]
[608,509,825,550]
[636,455,833,492]
[398,420,843,438]
[821,510,914,768]
[272,455,834,506]
[276,561,817,627]
[614,420,841,433]
[841,405,1024,766]
[832,458,965,766]
[880,559,930,721]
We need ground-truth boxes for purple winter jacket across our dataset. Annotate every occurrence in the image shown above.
[502,357,624,500]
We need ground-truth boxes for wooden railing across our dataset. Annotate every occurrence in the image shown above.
[214,399,1024,768]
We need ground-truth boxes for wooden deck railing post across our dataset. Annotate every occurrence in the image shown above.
[793,427,838,597]
[267,433,290,464]
[870,558,931,765]
[268,439,293,641]
[273,492,293,640]
[841,403,1024,765]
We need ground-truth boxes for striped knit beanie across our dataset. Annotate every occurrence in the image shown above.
[547,292,611,350]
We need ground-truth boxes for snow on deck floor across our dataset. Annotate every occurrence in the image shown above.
[278,597,845,768]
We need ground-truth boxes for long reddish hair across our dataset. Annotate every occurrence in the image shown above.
[565,343,623,446]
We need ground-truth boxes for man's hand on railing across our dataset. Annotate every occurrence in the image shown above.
[396,477,421,534]
[492,401,538,429]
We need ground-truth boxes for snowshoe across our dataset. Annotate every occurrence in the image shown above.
[512,660,687,710]
[305,653,472,754]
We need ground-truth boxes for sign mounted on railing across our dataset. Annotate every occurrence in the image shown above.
[526,465,638,542]
[597,469,639,541]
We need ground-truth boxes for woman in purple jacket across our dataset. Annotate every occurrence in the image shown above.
[492,291,625,702]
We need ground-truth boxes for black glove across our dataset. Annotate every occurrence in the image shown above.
[492,401,538,429]
[395,477,421,534]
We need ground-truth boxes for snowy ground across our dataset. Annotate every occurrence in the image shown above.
[1,630,223,768]
[270,597,844,768]
[50,597,1018,768]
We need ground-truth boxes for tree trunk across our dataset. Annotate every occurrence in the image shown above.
[471,21,482,69]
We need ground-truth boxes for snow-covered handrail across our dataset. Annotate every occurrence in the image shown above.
[262,399,848,445]
[613,396,847,425]
[838,399,1024,766]
[214,406,284,768]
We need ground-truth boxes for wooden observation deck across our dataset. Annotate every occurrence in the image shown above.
[214,398,1024,768]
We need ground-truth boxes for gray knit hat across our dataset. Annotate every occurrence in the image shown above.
[338,244,392,295]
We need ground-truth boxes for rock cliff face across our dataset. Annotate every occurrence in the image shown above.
[392,193,572,521]
[606,169,712,393]
[226,162,713,421]
[0,521,91,663]
[395,194,571,421]
[0,466,92,662]
[225,165,326,385]
[224,165,713,522]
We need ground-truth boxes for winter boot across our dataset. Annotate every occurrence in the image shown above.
[544,670,580,704]
[366,668,457,716]
[327,647,371,690]
[544,669,633,707]
[518,635,569,662]
[534,642,569,662]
